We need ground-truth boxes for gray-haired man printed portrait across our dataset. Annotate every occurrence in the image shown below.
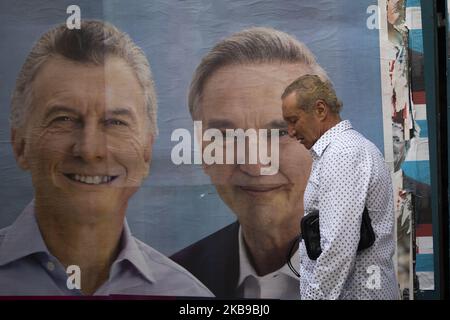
[0,20,212,297]
[171,27,333,299]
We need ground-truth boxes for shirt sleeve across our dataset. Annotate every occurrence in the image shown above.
[302,146,372,300]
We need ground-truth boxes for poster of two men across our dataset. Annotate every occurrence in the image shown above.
[0,0,426,299]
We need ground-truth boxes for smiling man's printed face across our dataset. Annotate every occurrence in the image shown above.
[13,56,153,222]
[198,63,312,229]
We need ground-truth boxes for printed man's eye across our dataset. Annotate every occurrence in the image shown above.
[54,116,75,122]
[105,119,127,126]
[221,130,236,140]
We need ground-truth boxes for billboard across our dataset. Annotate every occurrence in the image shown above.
[0,0,433,299]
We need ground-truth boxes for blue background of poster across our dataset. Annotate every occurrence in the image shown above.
[0,0,382,255]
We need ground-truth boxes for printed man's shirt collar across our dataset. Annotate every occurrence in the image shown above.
[237,225,299,286]
[0,200,155,284]
[0,201,48,266]
[112,221,156,284]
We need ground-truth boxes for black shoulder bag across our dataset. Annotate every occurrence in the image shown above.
[300,207,376,260]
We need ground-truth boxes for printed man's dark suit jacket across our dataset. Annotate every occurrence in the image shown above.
[170,221,240,298]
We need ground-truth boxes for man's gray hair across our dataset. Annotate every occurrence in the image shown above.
[281,74,342,113]
[10,20,158,134]
[188,27,329,119]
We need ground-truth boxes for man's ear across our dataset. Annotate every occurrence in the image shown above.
[143,134,154,163]
[314,100,328,121]
[11,128,29,171]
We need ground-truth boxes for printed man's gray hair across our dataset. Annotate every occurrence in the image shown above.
[188,27,329,119]
[281,74,342,113]
[10,20,158,134]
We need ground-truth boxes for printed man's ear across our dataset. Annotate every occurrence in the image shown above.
[11,128,30,171]
[144,134,154,163]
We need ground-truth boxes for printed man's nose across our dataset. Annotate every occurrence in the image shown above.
[239,162,264,177]
[72,125,107,161]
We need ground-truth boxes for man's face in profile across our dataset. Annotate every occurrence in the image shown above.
[13,56,153,221]
[282,91,323,151]
[198,63,312,228]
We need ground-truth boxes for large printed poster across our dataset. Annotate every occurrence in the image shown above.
[0,0,432,299]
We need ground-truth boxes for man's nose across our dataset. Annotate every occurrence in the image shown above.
[238,139,271,177]
[288,124,296,137]
[239,162,265,177]
[72,123,107,162]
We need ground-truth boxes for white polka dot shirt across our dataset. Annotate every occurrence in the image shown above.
[300,120,400,300]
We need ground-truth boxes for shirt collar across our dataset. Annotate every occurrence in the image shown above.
[237,226,299,286]
[0,200,50,266]
[0,201,155,284]
[111,220,156,284]
[310,120,353,158]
